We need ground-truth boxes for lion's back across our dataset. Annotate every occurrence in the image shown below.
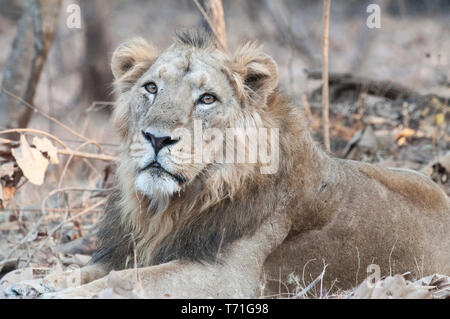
[357,163,449,216]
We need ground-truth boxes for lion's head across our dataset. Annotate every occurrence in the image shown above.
[91,30,309,267]
[111,30,282,214]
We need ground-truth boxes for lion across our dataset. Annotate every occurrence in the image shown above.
[3,29,449,298]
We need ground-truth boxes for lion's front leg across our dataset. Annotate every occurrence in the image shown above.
[49,212,292,299]
[3,263,108,298]
[42,274,110,299]
[47,260,259,299]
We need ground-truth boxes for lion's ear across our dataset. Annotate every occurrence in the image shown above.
[231,42,279,105]
[111,37,158,91]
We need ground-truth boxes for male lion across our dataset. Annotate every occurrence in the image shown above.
[4,30,449,298]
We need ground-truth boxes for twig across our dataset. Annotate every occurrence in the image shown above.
[193,0,227,51]
[57,141,102,190]
[0,128,67,148]
[320,259,326,298]
[1,136,119,148]
[40,188,112,219]
[322,0,331,152]
[59,138,119,148]
[0,137,17,145]
[130,233,145,297]
[214,227,226,264]
[0,134,116,162]
[0,207,104,213]
[57,149,116,162]
[56,141,97,220]
[4,188,112,261]
[292,263,328,299]
[402,102,409,128]
[301,94,313,121]
[1,87,103,152]
[355,246,360,287]
[388,239,398,276]
[24,198,107,266]
[302,258,316,291]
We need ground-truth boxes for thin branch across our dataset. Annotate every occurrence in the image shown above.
[293,263,328,299]
[0,207,104,213]
[0,132,117,162]
[1,136,119,148]
[24,198,107,266]
[0,128,67,148]
[322,0,331,152]
[57,149,116,162]
[193,0,227,51]
[57,141,104,191]
[1,87,103,152]
[4,188,112,261]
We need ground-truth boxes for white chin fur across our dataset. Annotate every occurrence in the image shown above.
[135,171,180,197]
[135,172,180,214]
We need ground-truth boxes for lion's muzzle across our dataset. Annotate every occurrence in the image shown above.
[142,131,179,155]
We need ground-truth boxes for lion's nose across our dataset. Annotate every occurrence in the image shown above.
[142,131,179,155]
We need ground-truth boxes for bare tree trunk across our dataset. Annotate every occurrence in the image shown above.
[0,0,61,140]
[195,0,227,51]
[80,0,113,108]
[322,0,331,152]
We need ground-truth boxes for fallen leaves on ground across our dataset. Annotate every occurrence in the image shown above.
[415,274,450,299]
[352,274,450,299]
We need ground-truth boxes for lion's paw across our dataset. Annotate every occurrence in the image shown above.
[4,279,55,298]
[39,287,95,299]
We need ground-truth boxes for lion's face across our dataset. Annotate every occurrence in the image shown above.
[124,46,241,198]
[111,31,279,204]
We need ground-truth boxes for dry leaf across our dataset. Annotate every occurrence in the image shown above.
[0,162,17,207]
[11,135,49,185]
[0,186,16,208]
[415,274,450,299]
[395,128,415,141]
[0,162,15,179]
[32,137,59,164]
[353,275,432,299]
[397,136,406,146]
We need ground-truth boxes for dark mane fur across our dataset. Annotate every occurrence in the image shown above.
[174,28,215,49]
[90,92,298,271]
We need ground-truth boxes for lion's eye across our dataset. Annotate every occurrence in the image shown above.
[198,94,216,105]
[144,82,158,94]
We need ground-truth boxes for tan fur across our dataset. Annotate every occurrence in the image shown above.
[5,30,449,298]
[358,164,448,212]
